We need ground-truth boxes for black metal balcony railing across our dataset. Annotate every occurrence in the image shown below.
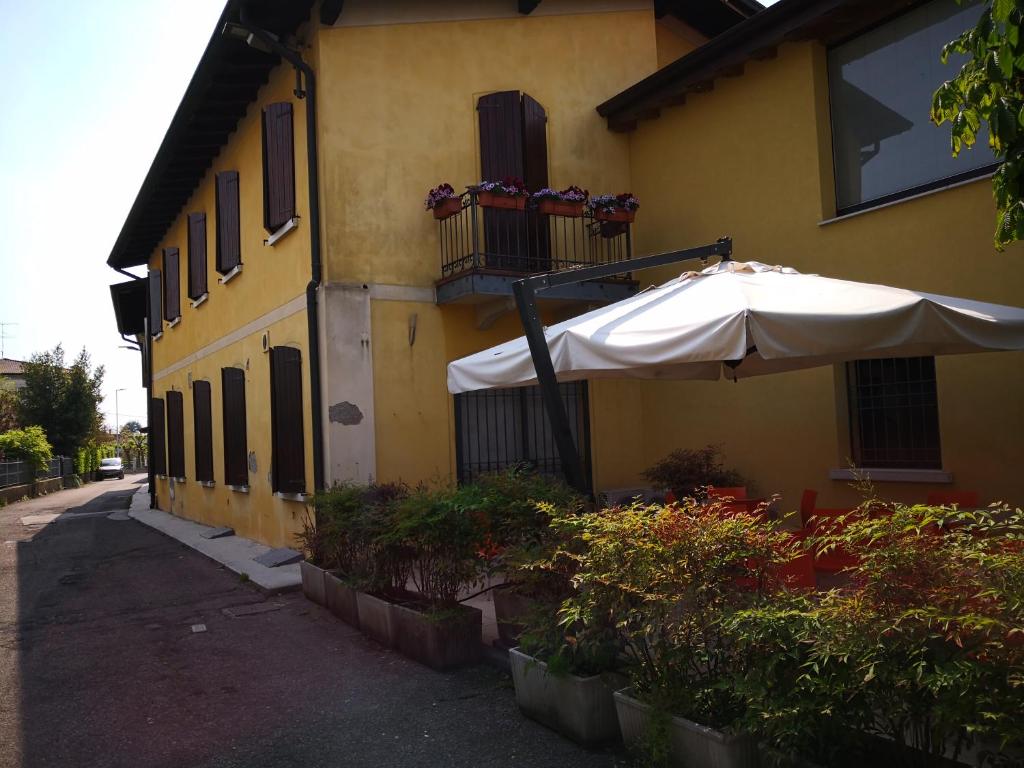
[437,191,632,280]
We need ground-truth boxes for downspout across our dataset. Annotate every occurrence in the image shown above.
[239,16,325,494]
[111,266,155,508]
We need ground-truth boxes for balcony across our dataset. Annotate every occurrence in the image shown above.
[434,191,638,308]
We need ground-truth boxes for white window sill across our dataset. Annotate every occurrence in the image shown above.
[274,491,311,503]
[829,468,953,484]
[819,171,993,227]
[199,480,215,488]
[167,317,181,329]
[218,264,243,284]
[171,476,186,483]
[153,332,163,341]
[156,474,167,479]
[190,293,209,309]
[228,484,249,493]
[265,217,299,247]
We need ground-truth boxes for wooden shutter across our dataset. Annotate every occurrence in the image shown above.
[166,390,185,478]
[215,171,241,273]
[193,380,214,483]
[521,94,550,270]
[187,213,207,300]
[269,346,306,494]
[150,397,166,475]
[148,269,162,336]
[261,102,295,232]
[478,91,525,269]
[221,367,248,487]
[162,248,180,321]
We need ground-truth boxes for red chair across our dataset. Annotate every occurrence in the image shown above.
[708,486,747,500]
[778,530,816,589]
[806,508,860,574]
[799,489,818,528]
[926,490,980,508]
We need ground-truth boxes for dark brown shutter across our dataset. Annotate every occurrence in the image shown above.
[166,390,185,478]
[150,397,166,476]
[148,269,162,336]
[193,380,213,483]
[521,94,550,270]
[478,91,525,269]
[261,102,295,232]
[162,248,180,322]
[221,367,248,487]
[270,346,306,494]
[215,171,241,273]
[187,213,207,300]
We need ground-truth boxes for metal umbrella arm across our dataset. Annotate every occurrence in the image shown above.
[512,236,733,492]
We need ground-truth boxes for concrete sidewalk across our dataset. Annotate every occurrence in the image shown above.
[127,486,301,594]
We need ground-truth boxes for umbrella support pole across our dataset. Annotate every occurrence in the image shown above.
[512,237,733,493]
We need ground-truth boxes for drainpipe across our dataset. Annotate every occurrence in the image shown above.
[235,16,325,494]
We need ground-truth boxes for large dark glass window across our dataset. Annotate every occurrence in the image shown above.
[847,357,941,469]
[829,0,991,213]
[454,381,590,487]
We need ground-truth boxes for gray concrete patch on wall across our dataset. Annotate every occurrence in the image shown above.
[329,401,363,425]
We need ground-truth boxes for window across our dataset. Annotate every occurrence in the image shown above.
[187,213,207,300]
[193,380,213,483]
[150,397,166,476]
[477,90,550,271]
[162,247,181,322]
[215,171,241,273]
[147,269,162,336]
[847,357,941,469]
[270,346,306,494]
[261,102,295,233]
[829,0,991,213]
[221,367,248,487]
[166,390,185,479]
[454,381,591,487]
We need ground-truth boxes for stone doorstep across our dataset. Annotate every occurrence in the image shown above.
[127,487,301,595]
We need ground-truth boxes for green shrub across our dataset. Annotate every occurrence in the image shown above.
[641,444,746,500]
[0,426,53,471]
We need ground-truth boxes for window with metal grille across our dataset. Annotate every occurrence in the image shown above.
[846,357,941,469]
[454,381,590,487]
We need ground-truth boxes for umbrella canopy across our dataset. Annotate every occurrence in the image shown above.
[447,260,1024,394]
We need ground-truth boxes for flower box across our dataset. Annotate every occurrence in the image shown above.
[356,591,398,648]
[594,208,635,224]
[478,191,527,211]
[510,648,625,747]
[300,560,328,606]
[390,599,482,671]
[325,571,360,629]
[493,584,535,647]
[613,688,760,768]
[538,199,585,217]
[431,196,462,220]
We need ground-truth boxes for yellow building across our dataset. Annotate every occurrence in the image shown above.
[108,0,1024,550]
[106,0,758,548]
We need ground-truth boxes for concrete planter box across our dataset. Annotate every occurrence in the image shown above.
[390,601,482,671]
[493,585,536,647]
[356,591,397,648]
[300,561,328,606]
[325,572,360,629]
[613,688,759,768]
[509,648,624,747]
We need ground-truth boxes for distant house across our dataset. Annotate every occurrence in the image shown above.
[0,359,26,390]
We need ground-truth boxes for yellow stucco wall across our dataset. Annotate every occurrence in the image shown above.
[147,56,316,546]
[622,41,1024,511]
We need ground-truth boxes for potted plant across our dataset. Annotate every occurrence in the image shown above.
[474,177,529,210]
[561,499,793,767]
[531,185,588,217]
[590,192,639,223]
[376,484,490,670]
[295,508,332,607]
[424,182,461,220]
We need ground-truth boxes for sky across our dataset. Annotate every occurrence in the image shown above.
[0,0,778,437]
[0,0,225,433]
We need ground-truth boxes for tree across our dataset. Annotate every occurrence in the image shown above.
[18,345,104,457]
[0,426,53,471]
[0,382,19,433]
[122,420,142,434]
[932,0,1024,249]
[119,428,147,469]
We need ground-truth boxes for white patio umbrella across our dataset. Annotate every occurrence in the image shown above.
[447,259,1024,394]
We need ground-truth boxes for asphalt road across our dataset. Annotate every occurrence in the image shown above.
[0,476,627,768]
